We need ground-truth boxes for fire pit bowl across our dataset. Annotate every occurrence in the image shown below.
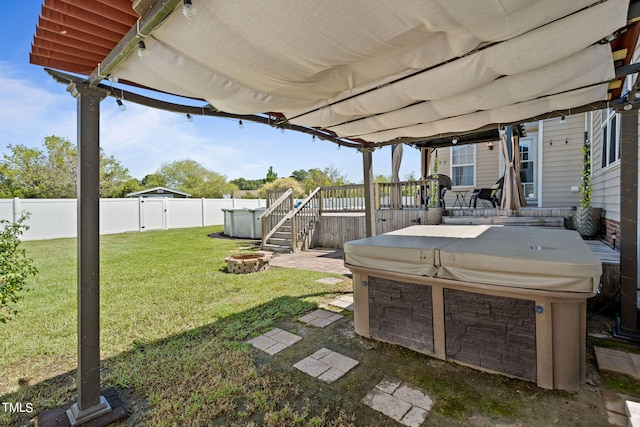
[225,251,273,274]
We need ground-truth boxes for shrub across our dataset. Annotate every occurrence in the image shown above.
[0,214,37,323]
[258,178,306,198]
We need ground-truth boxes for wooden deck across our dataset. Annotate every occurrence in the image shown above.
[585,239,620,265]
[584,239,621,310]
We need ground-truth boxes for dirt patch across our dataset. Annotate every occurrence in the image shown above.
[250,311,613,426]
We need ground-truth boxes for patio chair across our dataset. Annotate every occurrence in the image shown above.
[425,174,452,209]
[470,176,503,208]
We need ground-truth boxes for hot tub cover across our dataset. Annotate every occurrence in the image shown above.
[344,225,601,293]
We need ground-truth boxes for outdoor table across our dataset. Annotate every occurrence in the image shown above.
[452,190,469,208]
[344,225,601,391]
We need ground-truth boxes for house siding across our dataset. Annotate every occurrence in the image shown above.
[436,143,499,207]
[539,115,583,208]
[591,109,621,223]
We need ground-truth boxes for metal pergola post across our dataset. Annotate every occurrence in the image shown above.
[361,147,376,237]
[618,108,639,335]
[65,82,112,426]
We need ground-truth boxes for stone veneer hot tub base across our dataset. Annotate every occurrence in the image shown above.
[346,225,601,391]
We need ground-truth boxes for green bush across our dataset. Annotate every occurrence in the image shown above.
[0,214,37,323]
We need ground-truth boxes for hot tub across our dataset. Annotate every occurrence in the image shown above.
[344,225,601,391]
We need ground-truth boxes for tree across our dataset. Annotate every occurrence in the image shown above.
[111,178,143,198]
[141,173,166,188]
[290,169,309,182]
[156,160,238,198]
[101,154,137,198]
[230,177,265,190]
[302,166,348,193]
[404,171,418,182]
[374,174,390,184]
[258,178,305,198]
[0,214,37,323]
[0,135,134,198]
[266,166,278,183]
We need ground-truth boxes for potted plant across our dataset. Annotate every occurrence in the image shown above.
[574,136,601,237]
[425,154,444,225]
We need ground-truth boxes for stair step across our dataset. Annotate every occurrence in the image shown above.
[442,216,565,227]
[272,231,291,239]
[262,243,291,253]
[268,237,291,245]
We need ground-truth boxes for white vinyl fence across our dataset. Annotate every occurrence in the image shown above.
[4,197,264,241]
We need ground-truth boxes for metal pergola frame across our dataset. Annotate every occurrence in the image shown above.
[31,1,640,425]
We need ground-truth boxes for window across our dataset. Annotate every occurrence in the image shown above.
[601,109,620,168]
[451,144,475,186]
[519,137,536,200]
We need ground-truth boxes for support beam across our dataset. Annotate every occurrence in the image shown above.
[619,109,639,335]
[361,147,376,237]
[65,82,112,426]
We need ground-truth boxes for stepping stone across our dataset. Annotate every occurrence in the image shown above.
[298,309,343,328]
[362,377,433,427]
[248,328,302,355]
[315,277,344,285]
[293,347,359,384]
[595,346,640,381]
[328,295,354,311]
[627,401,640,427]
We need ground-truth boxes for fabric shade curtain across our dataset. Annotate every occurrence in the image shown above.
[420,147,432,180]
[420,147,434,207]
[499,127,527,210]
[390,143,404,208]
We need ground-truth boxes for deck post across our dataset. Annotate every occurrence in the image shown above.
[618,108,639,335]
[360,147,376,237]
[65,82,112,426]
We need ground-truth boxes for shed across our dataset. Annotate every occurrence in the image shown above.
[126,186,190,198]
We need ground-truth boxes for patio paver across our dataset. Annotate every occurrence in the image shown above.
[362,377,433,427]
[328,294,354,311]
[595,346,640,381]
[603,389,640,426]
[248,328,302,355]
[298,309,343,328]
[293,347,359,384]
[270,248,351,275]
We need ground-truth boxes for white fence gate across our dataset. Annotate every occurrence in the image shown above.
[4,197,264,241]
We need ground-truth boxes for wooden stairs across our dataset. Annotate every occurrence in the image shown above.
[263,219,292,253]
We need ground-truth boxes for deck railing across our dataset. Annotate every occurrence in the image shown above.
[319,184,366,212]
[291,187,321,251]
[266,188,290,208]
[261,180,441,249]
[377,179,437,209]
[261,188,294,246]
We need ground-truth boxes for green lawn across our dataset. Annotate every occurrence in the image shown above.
[0,227,622,426]
[0,227,352,426]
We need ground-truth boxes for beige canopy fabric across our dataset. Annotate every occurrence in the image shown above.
[499,127,527,209]
[110,0,629,144]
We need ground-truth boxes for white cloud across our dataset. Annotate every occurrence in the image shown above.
[0,64,419,183]
[0,65,77,147]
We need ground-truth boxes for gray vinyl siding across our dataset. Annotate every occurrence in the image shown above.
[591,109,621,222]
[540,115,583,208]
[436,143,498,207]
[476,141,501,187]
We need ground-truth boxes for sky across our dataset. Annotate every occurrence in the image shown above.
[0,1,421,184]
